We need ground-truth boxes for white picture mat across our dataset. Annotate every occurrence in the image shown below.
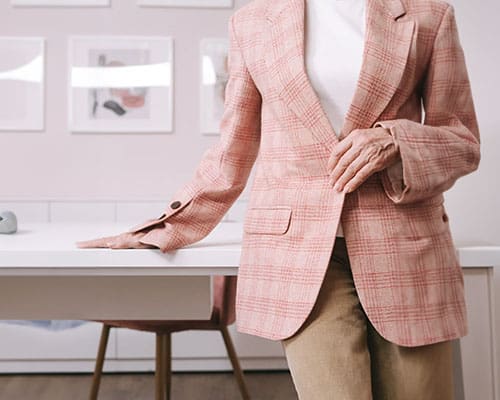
[138,0,232,8]
[0,37,45,131]
[11,0,110,6]
[200,38,228,135]
[68,36,173,133]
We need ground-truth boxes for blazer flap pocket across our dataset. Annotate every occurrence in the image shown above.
[244,206,292,235]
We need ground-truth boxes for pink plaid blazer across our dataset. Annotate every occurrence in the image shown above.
[129,0,480,346]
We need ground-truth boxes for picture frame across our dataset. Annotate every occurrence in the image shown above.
[11,0,110,6]
[68,36,174,133]
[199,38,229,135]
[0,37,45,131]
[137,0,232,8]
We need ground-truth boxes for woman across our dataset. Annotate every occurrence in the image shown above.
[78,0,481,398]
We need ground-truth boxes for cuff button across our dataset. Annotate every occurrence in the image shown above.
[170,201,181,209]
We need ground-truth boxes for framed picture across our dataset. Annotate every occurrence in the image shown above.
[68,36,173,133]
[11,0,110,6]
[0,37,45,131]
[137,0,232,8]
[200,38,228,135]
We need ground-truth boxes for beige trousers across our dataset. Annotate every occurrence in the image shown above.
[282,237,454,400]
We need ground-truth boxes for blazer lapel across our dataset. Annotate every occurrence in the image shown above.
[341,0,415,140]
[264,0,415,151]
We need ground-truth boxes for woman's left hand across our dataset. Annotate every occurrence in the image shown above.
[327,127,400,193]
[76,231,157,250]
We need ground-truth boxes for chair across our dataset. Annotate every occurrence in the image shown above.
[89,276,250,400]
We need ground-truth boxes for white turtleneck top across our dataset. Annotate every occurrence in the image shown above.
[304,0,367,237]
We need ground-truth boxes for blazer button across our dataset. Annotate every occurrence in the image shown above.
[442,213,449,222]
[170,201,182,210]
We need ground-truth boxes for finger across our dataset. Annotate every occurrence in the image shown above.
[327,137,353,171]
[328,145,360,188]
[131,233,159,249]
[108,233,130,249]
[76,236,117,248]
[107,240,120,249]
[136,241,158,249]
[343,162,377,193]
[333,154,368,192]
[109,232,153,250]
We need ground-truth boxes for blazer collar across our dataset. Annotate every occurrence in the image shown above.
[264,0,415,151]
[266,0,407,21]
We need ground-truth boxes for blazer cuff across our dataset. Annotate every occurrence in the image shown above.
[137,221,180,253]
[373,120,409,203]
[126,192,193,234]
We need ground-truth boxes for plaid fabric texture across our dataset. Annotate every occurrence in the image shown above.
[134,0,480,346]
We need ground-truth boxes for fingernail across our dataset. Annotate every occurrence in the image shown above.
[334,183,341,191]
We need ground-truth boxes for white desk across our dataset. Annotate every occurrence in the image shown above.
[0,222,243,320]
[0,223,498,400]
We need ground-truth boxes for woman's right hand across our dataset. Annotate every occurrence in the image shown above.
[76,230,158,250]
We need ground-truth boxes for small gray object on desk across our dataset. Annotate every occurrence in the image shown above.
[0,210,18,234]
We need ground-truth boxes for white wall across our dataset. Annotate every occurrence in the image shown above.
[443,0,500,245]
[0,0,497,245]
[0,0,249,203]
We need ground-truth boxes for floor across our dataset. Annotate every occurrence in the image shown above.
[0,371,297,400]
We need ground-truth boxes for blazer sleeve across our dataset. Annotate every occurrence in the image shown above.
[373,4,480,205]
[129,14,262,252]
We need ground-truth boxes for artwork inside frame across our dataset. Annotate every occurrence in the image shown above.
[10,0,110,6]
[199,38,229,136]
[137,0,233,8]
[0,37,45,131]
[68,36,173,133]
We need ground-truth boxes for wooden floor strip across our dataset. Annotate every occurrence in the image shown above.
[0,371,297,400]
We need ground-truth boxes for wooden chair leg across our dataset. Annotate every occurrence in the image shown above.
[220,326,251,400]
[164,332,172,400]
[155,333,166,400]
[89,324,111,400]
